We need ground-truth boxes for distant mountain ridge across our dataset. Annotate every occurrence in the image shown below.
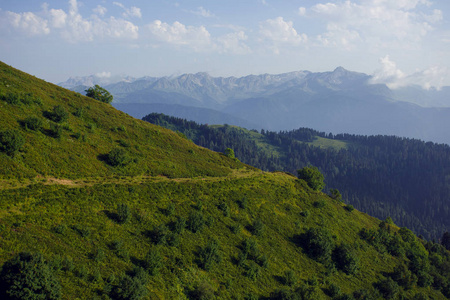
[60,67,450,145]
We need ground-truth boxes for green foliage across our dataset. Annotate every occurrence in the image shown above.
[47,105,68,123]
[345,204,354,212]
[283,269,297,286]
[224,147,235,159]
[329,188,342,201]
[332,244,360,275]
[22,116,43,131]
[106,148,129,167]
[112,268,148,300]
[376,277,400,299]
[188,211,205,233]
[144,248,163,276]
[0,129,25,157]
[302,227,334,262]
[174,216,187,234]
[297,166,325,191]
[199,238,222,270]
[85,85,113,104]
[116,203,131,224]
[0,252,61,300]
[252,218,264,236]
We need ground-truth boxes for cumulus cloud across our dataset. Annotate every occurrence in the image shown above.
[4,11,50,35]
[147,20,212,50]
[309,0,442,49]
[298,7,306,16]
[259,17,307,53]
[93,5,107,17]
[96,71,111,78]
[216,31,251,54]
[370,55,448,90]
[113,2,142,19]
[190,7,215,18]
[1,0,139,42]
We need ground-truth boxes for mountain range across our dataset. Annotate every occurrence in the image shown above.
[60,67,450,145]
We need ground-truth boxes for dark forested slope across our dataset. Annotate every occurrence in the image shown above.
[144,113,450,241]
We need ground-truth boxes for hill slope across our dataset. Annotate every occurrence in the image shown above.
[0,62,449,299]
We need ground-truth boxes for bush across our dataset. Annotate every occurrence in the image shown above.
[376,277,400,299]
[297,166,325,191]
[332,244,359,275]
[85,85,113,103]
[48,105,68,123]
[50,123,62,139]
[303,227,334,262]
[144,248,163,276]
[174,216,186,234]
[112,272,148,300]
[116,203,131,224]
[106,148,129,167]
[252,218,264,236]
[0,129,25,157]
[246,261,260,280]
[0,252,61,300]
[199,239,222,271]
[224,148,235,158]
[22,116,42,131]
[188,211,205,233]
[345,205,354,212]
[329,188,342,201]
[283,269,297,286]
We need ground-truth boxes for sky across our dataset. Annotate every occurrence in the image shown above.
[0,0,449,89]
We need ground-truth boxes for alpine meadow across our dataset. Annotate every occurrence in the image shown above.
[0,60,450,299]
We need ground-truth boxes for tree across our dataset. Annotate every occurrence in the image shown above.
[303,227,334,262]
[106,148,129,167]
[85,85,113,103]
[441,231,450,251]
[0,130,25,157]
[297,166,325,191]
[224,148,235,159]
[0,252,61,300]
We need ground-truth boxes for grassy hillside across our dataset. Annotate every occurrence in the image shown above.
[0,61,244,179]
[0,62,449,299]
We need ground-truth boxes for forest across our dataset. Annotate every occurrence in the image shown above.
[144,113,450,241]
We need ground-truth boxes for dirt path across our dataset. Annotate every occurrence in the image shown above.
[0,169,266,191]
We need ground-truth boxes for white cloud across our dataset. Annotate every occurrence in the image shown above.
[370,55,448,90]
[259,17,307,53]
[147,20,212,51]
[93,5,107,17]
[113,2,142,19]
[49,9,67,28]
[216,31,251,54]
[310,0,442,49]
[190,7,215,18]
[96,71,111,78]
[298,7,306,16]
[5,11,50,35]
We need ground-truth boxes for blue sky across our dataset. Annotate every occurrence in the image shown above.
[1,0,449,89]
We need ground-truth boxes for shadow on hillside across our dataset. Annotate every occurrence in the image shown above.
[102,210,120,223]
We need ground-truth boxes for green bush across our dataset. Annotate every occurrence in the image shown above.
[188,211,205,233]
[50,123,62,139]
[85,85,113,104]
[22,116,43,131]
[303,227,334,263]
[297,166,325,191]
[345,205,354,212]
[199,239,222,270]
[329,188,342,201]
[174,216,186,234]
[144,248,163,276]
[0,129,25,157]
[0,252,61,300]
[112,271,148,300]
[376,277,400,299]
[252,218,264,236]
[106,148,129,167]
[332,244,359,275]
[246,261,260,280]
[116,203,131,224]
[283,269,297,286]
[48,105,68,123]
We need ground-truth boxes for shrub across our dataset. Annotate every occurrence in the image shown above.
[152,224,169,245]
[329,188,342,201]
[62,256,75,272]
[166,203,175,216]
[218,202,230,217]
[72,224,90,237]
[112,272,148,300]
[22,116,42,131]
[303,227,334,262]
[116,203,131,224]
[144,248,163,276]
[231,223,242,234]
[284,269,297,286]
[199,239,222,271]
[73,107,83,118]
[238,196,248,209]
[252,218,264,236]
[313,199,326,208]
[174,216,186,234]
[246,261,260,280]
[0,252,61,300]
[297,166,325,191]
[300,210,310,218]
[106,148,129,167]
[188,211,205,233]
[345,205,354,212]
[326,283,341,297]
[48,105,68,123]
[85,85,113,104]
[224,148,235,158]
[54,224,67,235]
[50,123,62,139]
[0,129,25,157]
[332,244,359,275]
[376,277,400,299]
